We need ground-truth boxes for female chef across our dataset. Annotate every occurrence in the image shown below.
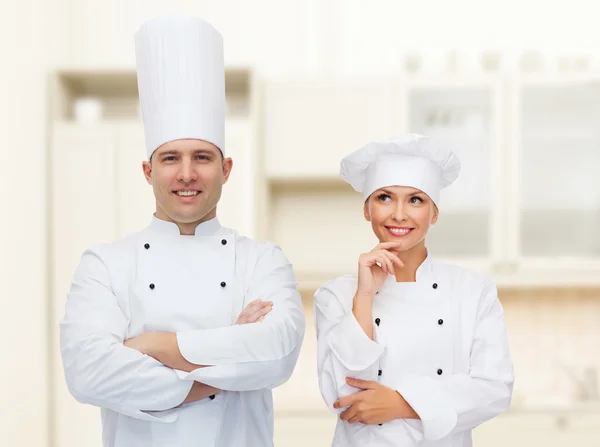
[314,134,514,446]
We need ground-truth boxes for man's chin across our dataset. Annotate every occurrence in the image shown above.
[169,210,215,225]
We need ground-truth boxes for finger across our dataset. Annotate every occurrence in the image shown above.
[348,414,362,424]
[377,241,404,249]
[339,406,357,421]
[378,252,394,274]
[374,253,393,275]
[375,256,389,274]
[238,300,271,324]
[244,299,264,313]
[381,250,404,269]
[373,256,388,274]
[255,304,273,320]
[242,299,268,318]
[346,377,376,390]
[334,394,356,409]
[247,303,273,323]
[382,247,404,261]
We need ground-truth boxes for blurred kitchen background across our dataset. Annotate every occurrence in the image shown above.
[2,0,600,446]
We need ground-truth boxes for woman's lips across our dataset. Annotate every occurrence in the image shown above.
[385,226,413,237]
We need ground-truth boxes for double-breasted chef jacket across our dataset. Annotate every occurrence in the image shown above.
[315,250,514,446]
[60,216,306,447]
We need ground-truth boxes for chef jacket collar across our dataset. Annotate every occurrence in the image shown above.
[150,214,222,237]
[383,247,433,288]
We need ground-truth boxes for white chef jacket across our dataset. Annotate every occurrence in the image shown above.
[314,251,514,447]
[60,216,305,447]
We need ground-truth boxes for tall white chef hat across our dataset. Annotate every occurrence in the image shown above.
[135,14,226,160]
[339,134,461,207]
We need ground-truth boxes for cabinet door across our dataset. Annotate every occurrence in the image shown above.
[516,81,600,260]
[115,123,155,237]
[264,79,397,178]
[407,84,502,261]
[51,123,116,447]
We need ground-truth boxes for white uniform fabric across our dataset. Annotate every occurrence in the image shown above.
[60,217,305,447]
[135,15,226,159]
[339,134,461,205]
[314,252,514,446]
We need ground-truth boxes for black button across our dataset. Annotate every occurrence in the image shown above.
[438,319,444,325]
[378,423,383,426]
[149,283,155,290]
[221,239,227,245]
[144,243,150,249]
[375,318,381,326]
[433,283,438,289]
[437,369,443,375]
[378,370,382,376]
[209,394,215,400]
[376,291,379,295]
[220,281,226,288]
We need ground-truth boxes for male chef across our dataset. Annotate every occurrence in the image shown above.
[59,14,305,447]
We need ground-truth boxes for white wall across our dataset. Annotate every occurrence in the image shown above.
[0,0,61,446]
[60,0,312,75]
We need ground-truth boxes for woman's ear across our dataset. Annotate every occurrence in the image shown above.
[431,203,439,225]
[363,199,371,222]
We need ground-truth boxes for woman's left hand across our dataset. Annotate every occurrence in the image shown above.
[333,378,419,425]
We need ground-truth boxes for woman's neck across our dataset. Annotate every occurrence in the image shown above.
[394,243,428,282]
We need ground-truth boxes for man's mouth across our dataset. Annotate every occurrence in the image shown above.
[174,190,200,197]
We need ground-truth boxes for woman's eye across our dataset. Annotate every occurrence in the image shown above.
[410,196,424,204]
[377,193,391,202]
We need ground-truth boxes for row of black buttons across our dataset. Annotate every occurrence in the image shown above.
[148,282,227,289]
[374,317,443,326]
[143,239,228,250]
[143,238,222,404]
[144,240,229,291]
[377,282,441,427]
[376,282,439,296]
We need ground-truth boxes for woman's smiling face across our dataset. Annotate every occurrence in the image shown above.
[364,185,438,251]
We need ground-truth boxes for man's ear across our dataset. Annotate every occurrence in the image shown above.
[222,157,233,184]
[142,160,152,185]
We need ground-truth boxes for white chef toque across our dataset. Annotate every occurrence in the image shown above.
[134,14,226,160]
[339,134,461,207]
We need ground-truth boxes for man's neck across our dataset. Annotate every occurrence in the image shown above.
[154,209,217,236]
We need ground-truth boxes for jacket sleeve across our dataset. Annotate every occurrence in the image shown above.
[175,243,305,391]
[396,279,514,441]
[59,246,193,423]
[314,282,385,413]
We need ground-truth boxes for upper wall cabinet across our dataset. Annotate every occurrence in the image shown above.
[403,78,505,262]
[512,77,600,265]
[264,78,400,180]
